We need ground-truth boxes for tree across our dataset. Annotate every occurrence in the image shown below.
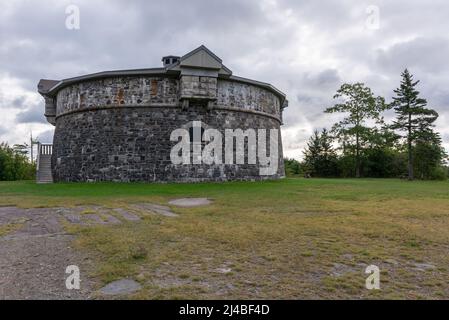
[391,69,439,180]
[303,129,338,177]
[303,130,322,177]
[413,127,447,180]
[325,83,386,177]
[0,142,35,181]
[318,128,339,176]
[284,158,301,176]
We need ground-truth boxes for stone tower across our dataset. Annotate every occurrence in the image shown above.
[37,46,288,182]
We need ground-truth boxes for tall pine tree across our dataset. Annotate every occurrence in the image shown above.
[391,69,438,180]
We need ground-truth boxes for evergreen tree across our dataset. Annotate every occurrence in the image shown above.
[319,128,338,176]
[413,125,447,180]
[391,69,439,180]
[303,130,322,177]
[303,129,338,177]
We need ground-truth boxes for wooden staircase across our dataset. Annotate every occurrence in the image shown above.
[36,143,53,183]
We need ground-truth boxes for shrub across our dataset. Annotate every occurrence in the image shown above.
[0,142,36,181]
[429,166,448,181]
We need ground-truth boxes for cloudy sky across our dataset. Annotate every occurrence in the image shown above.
[1,0,448,159]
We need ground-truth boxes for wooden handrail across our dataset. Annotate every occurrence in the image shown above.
[39,143,53,155]
[36,143,53,175]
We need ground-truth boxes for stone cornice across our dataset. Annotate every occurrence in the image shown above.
[54,104,283,124]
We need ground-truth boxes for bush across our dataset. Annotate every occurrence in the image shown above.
[0,142,36,181]
[429,166,448,181]
[284,158,301,177]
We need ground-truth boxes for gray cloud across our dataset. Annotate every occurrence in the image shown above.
[0,0,448,159]
[376,37,449,75]
[16,104,47,124]
[36,129,54,144]
[12,96,27,109]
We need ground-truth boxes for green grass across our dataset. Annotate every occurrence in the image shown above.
[1,178,449,299]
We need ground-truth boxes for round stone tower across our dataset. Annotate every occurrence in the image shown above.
[37,46,288,182]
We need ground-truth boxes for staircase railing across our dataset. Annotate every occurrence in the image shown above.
[36,143,53,181]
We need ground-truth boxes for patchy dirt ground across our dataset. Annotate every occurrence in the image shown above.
[0,207,94,299]
[0,202,181,300]
[1,178,449,300]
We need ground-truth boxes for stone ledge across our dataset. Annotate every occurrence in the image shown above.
[55,104,282,124]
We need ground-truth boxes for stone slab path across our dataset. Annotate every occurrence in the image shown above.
[130,203,178,217]
[0,199,212,299]
[0,204,166,299]
[0,207,93,299]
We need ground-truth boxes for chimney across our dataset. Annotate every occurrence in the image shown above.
[162,55,180,67]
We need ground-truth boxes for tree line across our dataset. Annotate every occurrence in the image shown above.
[0,142,36,181]
[285,69,448,180]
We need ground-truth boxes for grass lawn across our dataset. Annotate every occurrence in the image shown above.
[1,178,448,299]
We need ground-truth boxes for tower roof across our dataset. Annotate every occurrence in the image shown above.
[37,45,286,106]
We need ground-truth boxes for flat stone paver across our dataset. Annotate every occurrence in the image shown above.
[101,214,122,224]
[83,214,105,225]
[0,207,93,299]
[0,203,180,299]
[99,279,142,296]
[413,263,436,271]
[168,198,212,207]
[62,213,84,224]
[130,203,178,217]
[113,208,141,221]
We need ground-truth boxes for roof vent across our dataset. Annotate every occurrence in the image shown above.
[162,55,180,67]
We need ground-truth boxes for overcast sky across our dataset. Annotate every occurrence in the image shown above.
[1,0,448,159]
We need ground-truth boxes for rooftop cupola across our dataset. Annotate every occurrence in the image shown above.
[162,55,180,67]
[165,45,233,110]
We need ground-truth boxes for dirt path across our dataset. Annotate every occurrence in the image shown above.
[0,201,200,299]
[0,207,93,299]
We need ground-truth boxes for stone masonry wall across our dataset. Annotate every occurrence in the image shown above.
[52,75,285,182]
[56,76,281,119]
[180,76,217,100]
[52,106,284,182]
[56,76,179,115]
[217,80,281,116]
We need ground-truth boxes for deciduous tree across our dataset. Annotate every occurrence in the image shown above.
[325,83,386,177]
